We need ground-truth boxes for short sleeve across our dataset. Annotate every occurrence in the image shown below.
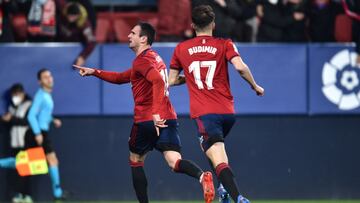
[170,45,183,70]
[225,39,240,61]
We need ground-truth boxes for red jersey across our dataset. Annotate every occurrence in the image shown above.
[94,48,177,123]
[131,49,177,122]
[170,36,240,118]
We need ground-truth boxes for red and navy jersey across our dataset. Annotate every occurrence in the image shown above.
[170,36,240,118]
[132,49,177,123]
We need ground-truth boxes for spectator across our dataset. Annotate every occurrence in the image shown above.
[231,0,257,42]
[256,0,305,42]
[283,0,307,42]
[193,0,256,41]
[57,2,96,66]
[157,0,193,42]
[307,0,343,42]
[201,0,236,39]
[0,0,16,42]
[342,0,360,65]
[235,0,258,42]
[0,83,33,203]
[66,0,96,29]
[27,0,57,42]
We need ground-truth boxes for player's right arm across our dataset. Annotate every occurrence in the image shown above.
[169,45,186,86]
[168,69,186,86]
[73,65,131,84]
[231,56,264,96]
[27,92,43,145]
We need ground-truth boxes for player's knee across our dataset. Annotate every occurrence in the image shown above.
[167,158,178,170]
[47,158,58,166]
[129,159,144,168]
[164,151,182,170]
[129,154,145,167]
[46,153,58,166]
[170,158,182,172]
[129,152,145,162]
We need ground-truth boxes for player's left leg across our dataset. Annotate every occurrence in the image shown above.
[46,152,64,199]
[129,152,149,203]
[157,119,204,179]
[162,150,215,203]
[206,143,250,203]
[128,121,160,203]
[157,119,215,203]
[163,150,203,180]
[196,114,250,203]
[42,131,65,200]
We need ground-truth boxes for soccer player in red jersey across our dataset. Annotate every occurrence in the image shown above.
[169,5,264,203]
[74,22,214,203]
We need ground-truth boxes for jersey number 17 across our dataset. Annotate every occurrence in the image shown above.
[189,60,217,90]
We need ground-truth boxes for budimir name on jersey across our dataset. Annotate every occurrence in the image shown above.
[188,46,217,56]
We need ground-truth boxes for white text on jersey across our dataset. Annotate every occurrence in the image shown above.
[188,46,217,56]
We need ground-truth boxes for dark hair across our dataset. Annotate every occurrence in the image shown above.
[66,3,81,15]
[37,68,49,80]
[192,5,215,29]
[10,83,24,94]
[137,22,156,45]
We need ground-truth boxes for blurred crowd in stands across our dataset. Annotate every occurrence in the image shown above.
[0,0,359,63]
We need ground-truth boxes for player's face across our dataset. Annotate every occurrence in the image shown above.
[39,71,54,89]
[128,25,145,49]
[128,25,141,48]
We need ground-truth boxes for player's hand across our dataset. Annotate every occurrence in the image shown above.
[153,114,167,136]
[253,84,264,96]
[35,134,44,145]
[1,113,12,122]
[356,54,360,67]
[73,65,95,76]
[53,118,62,128]
[75,56,86,66]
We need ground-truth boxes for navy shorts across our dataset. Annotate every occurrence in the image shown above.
[25,129,54,154]
[128,119,182,155]
[194,114,236,152]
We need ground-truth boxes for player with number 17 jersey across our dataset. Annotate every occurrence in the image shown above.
[170,36,240,118]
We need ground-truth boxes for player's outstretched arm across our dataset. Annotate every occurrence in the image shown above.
[231,56,265,96]
[73,65,131,84]
[168,68,186,86]
[73,65,95,76]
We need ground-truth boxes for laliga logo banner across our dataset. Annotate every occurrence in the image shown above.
[322,49,360,110]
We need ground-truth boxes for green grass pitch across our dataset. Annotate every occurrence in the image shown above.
[39,200,360,203]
